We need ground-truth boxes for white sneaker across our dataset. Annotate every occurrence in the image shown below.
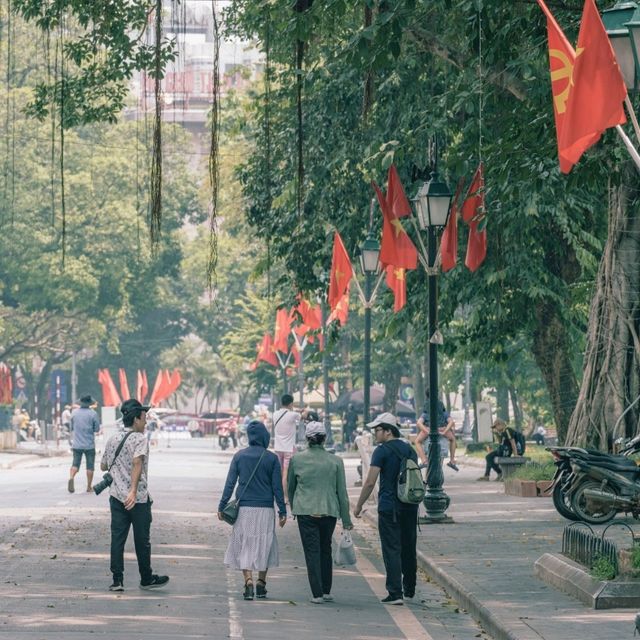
[322,594,334,602]
[310,597,324,604]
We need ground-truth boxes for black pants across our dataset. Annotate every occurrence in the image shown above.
[485,450,502,476]
[297,515,337,598]
[378,509,418,598]
[110,496,153,583]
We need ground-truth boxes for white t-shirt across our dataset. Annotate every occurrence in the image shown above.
[101,430,150,504]
[273,408,300,452]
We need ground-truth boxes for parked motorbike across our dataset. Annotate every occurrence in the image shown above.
[567,434,640,524]
[547,436,640,523]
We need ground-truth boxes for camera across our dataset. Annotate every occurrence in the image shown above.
[93,472,113,495]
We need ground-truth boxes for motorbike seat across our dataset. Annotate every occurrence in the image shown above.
[585,458,639,472]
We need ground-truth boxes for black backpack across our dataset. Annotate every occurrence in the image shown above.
[513,430,526,455]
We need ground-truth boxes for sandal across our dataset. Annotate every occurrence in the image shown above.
[243,580,254,601]
[256,579,267,599]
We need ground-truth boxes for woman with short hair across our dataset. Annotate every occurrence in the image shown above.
[287,421,353,603]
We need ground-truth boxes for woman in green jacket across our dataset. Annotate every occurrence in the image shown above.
[287,421,353,604]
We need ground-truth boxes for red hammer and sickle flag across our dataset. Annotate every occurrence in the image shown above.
[537,0,626,173]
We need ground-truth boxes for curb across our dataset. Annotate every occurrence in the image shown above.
[353,501,534,640]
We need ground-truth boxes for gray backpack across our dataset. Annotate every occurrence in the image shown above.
[385,442,425,505]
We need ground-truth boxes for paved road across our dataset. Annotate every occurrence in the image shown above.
[0,441,490,639]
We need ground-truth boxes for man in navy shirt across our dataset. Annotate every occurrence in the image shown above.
[354,412,418,605]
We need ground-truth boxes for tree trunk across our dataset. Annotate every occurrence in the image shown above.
[496,383,509,421]
[509,385,523,431]
[566,185,640,448]
[531,300,579,444]
[383,370,400,413]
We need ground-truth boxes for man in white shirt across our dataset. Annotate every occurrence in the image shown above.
[272,394,300,501]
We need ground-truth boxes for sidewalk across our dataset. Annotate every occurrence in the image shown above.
[346,457,639,640]
[0,441,70,469]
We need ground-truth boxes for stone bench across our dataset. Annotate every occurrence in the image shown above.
[495,456,530,478]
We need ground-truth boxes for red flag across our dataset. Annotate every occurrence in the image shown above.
[328,232,353,311]
[441,179,465,272]
[385,265,407,312]
[373,181,418,270]
[149,371,163,405]
[136,370,149,403]
[273,308,292,353]
[460,163,484,223]
[386,165,412,218]
[168,369,182,395]
[98,369,121,406]
[465,220,487,272]
[537,0,579,173]
[558,0,626,172]
[327,290,349,326]
[256,334,279,367]
[118,369,131,401]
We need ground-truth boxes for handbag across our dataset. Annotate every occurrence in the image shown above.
[220,449,267,526]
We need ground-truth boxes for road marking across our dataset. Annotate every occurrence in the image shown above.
[355,547,434,640]
[226,568,244,639]
[56,500,70,506]
[13,527,30,534]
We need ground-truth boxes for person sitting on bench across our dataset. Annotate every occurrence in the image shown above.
[477,419,519,482]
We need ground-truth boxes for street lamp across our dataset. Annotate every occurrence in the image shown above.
[414,170,453,523]
[359,233,380,425]
[603,1,640,92]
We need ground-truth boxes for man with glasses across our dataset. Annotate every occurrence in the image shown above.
[353,413,418,605]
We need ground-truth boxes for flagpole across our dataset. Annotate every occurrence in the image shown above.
[368,270,386,306]
[615,125,640,173]
[624,96,640,147]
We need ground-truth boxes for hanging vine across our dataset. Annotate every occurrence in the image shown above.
[264,7,272,298]
[148,0,163,247]
[207,0,220,290]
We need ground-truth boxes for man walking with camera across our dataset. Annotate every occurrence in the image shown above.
[99,398,169,592]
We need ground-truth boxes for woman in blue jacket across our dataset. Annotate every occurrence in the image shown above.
[218,421,287,600]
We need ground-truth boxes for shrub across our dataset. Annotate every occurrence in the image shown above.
[591,555,616,581]
[511,461,555,481]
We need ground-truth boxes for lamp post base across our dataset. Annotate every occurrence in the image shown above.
[422,489,453,523]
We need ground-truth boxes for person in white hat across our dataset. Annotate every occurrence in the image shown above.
[287,421,353,604]
[354,412,418,605]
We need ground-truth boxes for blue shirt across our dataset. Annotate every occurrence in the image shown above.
[71,407,100,449]
[420,400,449,429]
[371,439,419,513]
[218,445,286,517]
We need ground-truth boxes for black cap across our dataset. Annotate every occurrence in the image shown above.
[80,395,94,405]
[120,398,151,416]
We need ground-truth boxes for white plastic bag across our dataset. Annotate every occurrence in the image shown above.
[333,530,357,566]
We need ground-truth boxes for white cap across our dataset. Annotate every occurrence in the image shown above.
[305,421,326,438]
[366,412,399,429]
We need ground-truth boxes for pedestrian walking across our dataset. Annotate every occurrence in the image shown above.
[354,427,376,499]
[68,395,101,493]
[287,421,353,604]
[218,421,286,601]
[100,398,169,592]
[354,413,418,605]
[272,394,301,502]
[342,404,358,450]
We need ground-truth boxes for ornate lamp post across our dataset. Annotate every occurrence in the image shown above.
[414,170,453,523]
[603,1,640,92]
[359,234,381,425]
